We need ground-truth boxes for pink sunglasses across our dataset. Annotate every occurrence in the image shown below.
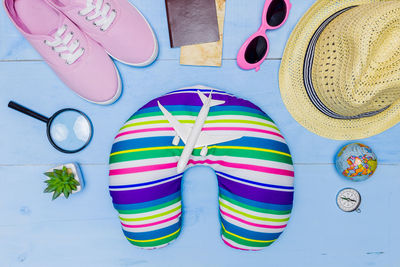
[237,0,292,72]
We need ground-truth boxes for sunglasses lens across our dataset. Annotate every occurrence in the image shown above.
[245,36,268,64]
[267,0,287,27]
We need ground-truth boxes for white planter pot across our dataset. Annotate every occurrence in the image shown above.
[45,163,84,196]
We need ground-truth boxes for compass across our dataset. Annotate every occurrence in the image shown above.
[336,188,361,212]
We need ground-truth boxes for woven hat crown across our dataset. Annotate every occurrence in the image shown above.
[312,2,400,117]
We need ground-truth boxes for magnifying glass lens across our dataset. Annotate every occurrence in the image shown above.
[49,110,92,152]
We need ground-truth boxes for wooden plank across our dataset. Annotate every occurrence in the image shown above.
[1,60,400,165]
[0,164,397,266]
[1,1,400,266]
[0,0,315,61]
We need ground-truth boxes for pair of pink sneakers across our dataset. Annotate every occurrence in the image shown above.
[4,0,158,104]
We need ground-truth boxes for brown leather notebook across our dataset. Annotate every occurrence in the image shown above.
[165,0,220,48]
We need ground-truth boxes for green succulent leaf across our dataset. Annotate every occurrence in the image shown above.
[62,166,68,176]
[55,185,63,195]
[45,166,80,200]
[44,186,53,193]
[47,180,57,185]
[64,184,71,193]
[52,190,62,200]
[44,172,56,178]
[63,187,70,199]
[44,184,57,193]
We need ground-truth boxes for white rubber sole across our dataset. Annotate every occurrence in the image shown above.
[106,2,159,67]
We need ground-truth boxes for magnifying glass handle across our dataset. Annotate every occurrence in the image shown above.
[8,101,49,123]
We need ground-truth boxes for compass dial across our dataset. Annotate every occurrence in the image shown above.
[336,188,361,212]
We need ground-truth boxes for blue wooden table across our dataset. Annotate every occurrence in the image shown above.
[1,1,399,266]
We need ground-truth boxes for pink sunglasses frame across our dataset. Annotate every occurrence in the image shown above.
[237,0,292,72]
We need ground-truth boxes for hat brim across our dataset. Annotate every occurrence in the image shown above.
[279,0,400,140]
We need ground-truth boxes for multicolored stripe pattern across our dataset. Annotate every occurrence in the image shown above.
[109,87,294,250]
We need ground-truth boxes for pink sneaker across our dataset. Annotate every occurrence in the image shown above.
[48,0,158,66]
[3,0,121,105]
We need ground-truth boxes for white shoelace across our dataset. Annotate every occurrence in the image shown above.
[79,0,117,31]
[44,25,84,65]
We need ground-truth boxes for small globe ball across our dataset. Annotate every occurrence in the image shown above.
[335,143,377,182]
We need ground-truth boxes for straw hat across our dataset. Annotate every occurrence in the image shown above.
[279,0,400,140]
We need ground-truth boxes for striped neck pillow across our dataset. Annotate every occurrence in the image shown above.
[109,86,294,251]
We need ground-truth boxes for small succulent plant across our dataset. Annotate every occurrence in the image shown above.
[44,166,80,200]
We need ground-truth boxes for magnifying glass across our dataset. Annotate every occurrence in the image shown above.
[8,101,93,153]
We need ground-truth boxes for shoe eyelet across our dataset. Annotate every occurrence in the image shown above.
[58,53,62,58]
[52,47,55,51]
[85,16,90,21]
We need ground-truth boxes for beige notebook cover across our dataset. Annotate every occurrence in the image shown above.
[180,0,226,67]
